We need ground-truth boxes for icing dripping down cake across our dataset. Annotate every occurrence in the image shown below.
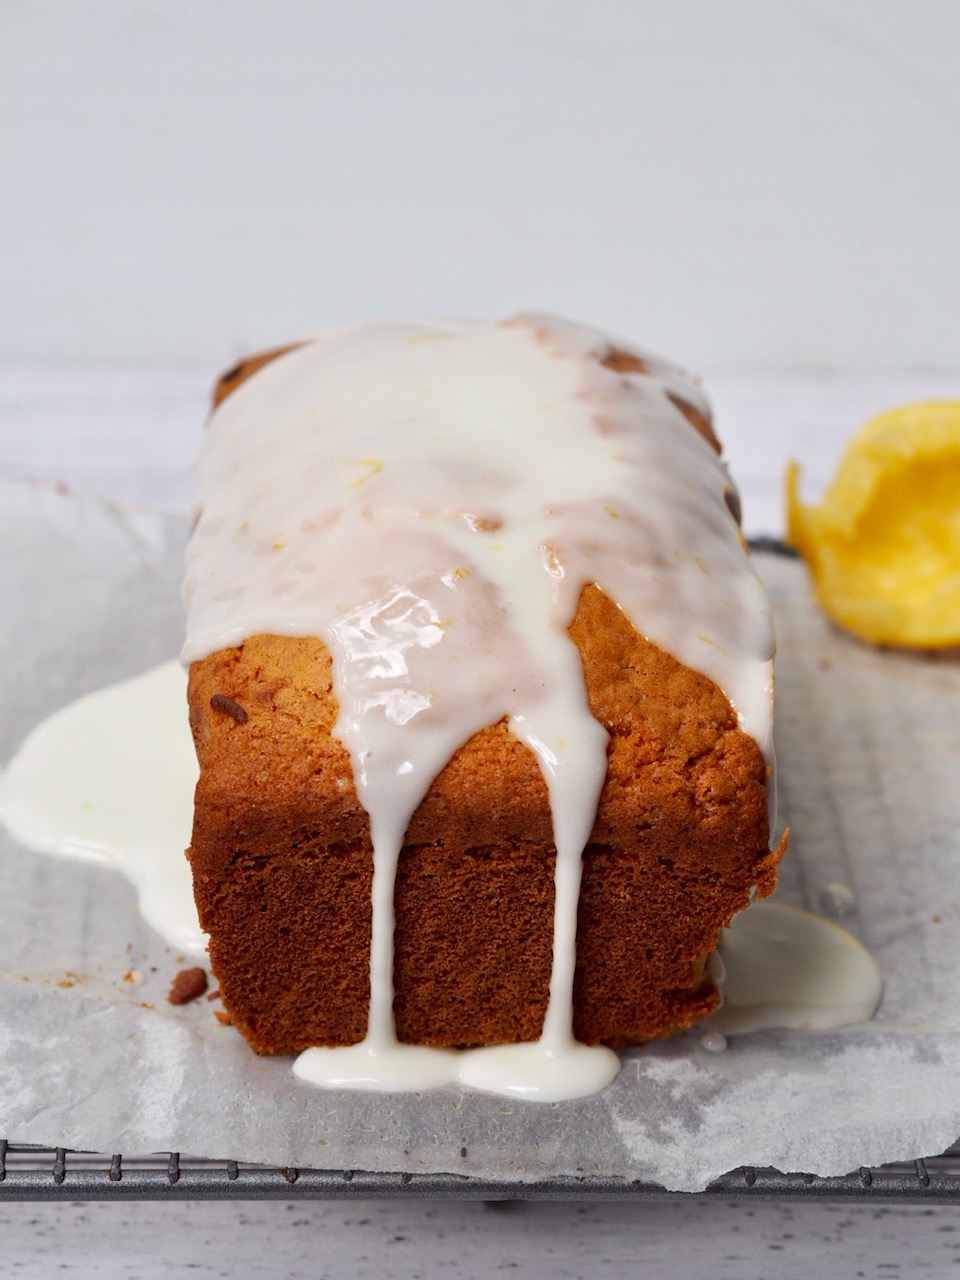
[183,315,785,1098]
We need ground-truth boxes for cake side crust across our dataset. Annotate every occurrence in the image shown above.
[187,584,778,1055]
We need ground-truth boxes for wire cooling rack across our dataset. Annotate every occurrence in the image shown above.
[2,1142,959,1201]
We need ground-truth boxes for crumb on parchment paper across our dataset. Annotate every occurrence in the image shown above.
[168,967,209,1006]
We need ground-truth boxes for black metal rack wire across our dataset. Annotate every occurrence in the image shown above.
[2,1142,959,1202]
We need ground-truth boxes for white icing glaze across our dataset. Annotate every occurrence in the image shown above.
[0,662,205,955]
[0,663,882,1098]
[819,880,859,918]
[183,317,774,756]
[181,315,775,1092]
[705,902,883,1035]
[293,1034,619,1102]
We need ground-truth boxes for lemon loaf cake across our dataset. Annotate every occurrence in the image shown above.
[183,315,784,1084]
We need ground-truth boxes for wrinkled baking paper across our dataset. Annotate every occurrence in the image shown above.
[2,476,959,1193]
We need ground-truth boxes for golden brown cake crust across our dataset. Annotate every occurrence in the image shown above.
[187,585,780,1055]
[212,345,299,408]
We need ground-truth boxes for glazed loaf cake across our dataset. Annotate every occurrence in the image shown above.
[184,316,783,1083]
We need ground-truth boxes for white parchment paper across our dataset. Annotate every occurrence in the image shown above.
[2,476,959,1192]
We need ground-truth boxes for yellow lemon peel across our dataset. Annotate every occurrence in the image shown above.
[786,400,960,648]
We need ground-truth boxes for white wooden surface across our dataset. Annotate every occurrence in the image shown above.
[3,368,960,1273]
[2,1198,960,1279]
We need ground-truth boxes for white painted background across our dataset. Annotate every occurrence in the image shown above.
[2,0,958,372]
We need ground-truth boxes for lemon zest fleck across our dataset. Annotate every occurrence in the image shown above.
[346,458,384,488]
